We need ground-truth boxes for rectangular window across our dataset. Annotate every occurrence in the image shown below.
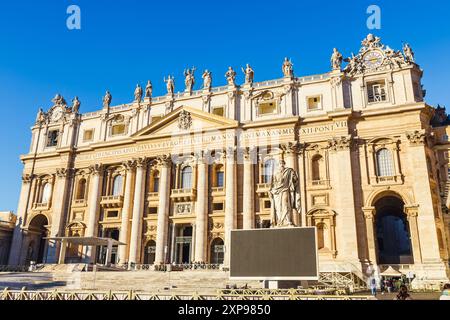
[307,96,322,110]
[264,200,271,209]
[106,211,119,219]
[111,124,126,136]
[216,172,224,188]
[83,129,94,142]
[212,107,224,117]
[149,207,158,214]
[367,81,387,103]
[258,101,277,115]
[46,130,59,147]
[213,202,224,212]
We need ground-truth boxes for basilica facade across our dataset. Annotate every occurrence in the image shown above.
[8,35,450,286]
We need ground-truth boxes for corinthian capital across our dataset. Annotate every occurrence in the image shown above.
[89,164,104,176]
[22,174,35,184]
[135,157,148,168]
[156,154,172,168]
[122,160,137,171]
[406,130,427,146]
[327,135,353,152]
[281,142,299,154]
[56,168,70,178]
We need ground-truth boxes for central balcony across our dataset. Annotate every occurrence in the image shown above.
[100,195,124,208]
[256,183,270,196]
[72,199,87,208]
[147,192,159,203]
[211,187,225,197]
[170,188,197,202]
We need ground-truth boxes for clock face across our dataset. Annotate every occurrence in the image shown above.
[51,106,64,122]
[363,50,384,69]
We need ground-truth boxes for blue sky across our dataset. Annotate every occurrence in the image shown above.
[0,0,449,211]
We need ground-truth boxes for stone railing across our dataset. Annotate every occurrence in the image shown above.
[146,192,159,202]
[211,186,225,196]
[170,188,197,201]
[33,203,50,210]
[72,199,87,207]
[0,288,373,300]
[256,183,270,195]
[100,195,124,208]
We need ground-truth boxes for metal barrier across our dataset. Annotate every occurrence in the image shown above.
[0,288,373,300]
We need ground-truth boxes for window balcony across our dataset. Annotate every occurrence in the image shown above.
[370,175,403,186]
[147,192,159,203]
[100,195,124,208]
[211,187,225,197]
[72,199,87,208]
[256,183,270,196]
[33,203,50,211]
[308,179,331,190]
[170,188,196,202]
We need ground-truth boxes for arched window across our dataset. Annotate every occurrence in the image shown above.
[152,171,160,193]
[76,179,87,200]
[311,155,323,181]
[376,148,394,177]
[112,175,123,196]
[263,159,275,183]
[215,165,224,187]
[181,166,192,189]
[41,183,52,204]
[210,238,224,264]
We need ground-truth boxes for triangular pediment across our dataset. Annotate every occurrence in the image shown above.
[132,106,238,140]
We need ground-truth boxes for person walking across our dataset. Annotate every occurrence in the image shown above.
[439,283,450,300]
[394,285,412,300]
[370,278,377,296]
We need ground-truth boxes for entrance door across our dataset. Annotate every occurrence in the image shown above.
[175,225,192,264]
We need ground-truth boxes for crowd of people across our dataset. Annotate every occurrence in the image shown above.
[369,276,450,300]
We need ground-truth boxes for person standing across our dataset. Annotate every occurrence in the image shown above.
[370,278,377,296]
[394,285,412,300]
[440,283,450,300]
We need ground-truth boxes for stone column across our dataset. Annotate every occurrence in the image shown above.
[224,148,236,266]
[47,168,72,264]
[85,164,104,263]
[194,155,208,262]
[243,148,255,229]
[405,206,423,264]
[363,207,377,265]
[128,158,147,265]
[328,136,360,263]
[170,223,176,263]
[118,160,136,265]
[8,174,34,265]
[155,156,172,265]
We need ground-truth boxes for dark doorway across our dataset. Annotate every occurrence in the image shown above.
[210,238,224,264]
[375,196,413,264]
[27,214,49,264]
[144,240,156,265]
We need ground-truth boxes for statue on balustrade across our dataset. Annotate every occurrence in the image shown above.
[134,84,143,103]
[269,160,300,227]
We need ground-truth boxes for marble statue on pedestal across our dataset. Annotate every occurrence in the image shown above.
[202,70,212,90]
[72,96,81,113]
[145,80,153,98]
[164,76,175,95]
[134,84,143,103]
[331,48,343,71]
[184,67,196,94]
[225,67,236,86]
[282,57,294,78]
[269,160,300,227]
[242,64,254,84]
[103,91,112,109]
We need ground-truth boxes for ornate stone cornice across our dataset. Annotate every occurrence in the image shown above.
[134,157,148,168]
[327,135,353,151]
[406,130,427,146]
